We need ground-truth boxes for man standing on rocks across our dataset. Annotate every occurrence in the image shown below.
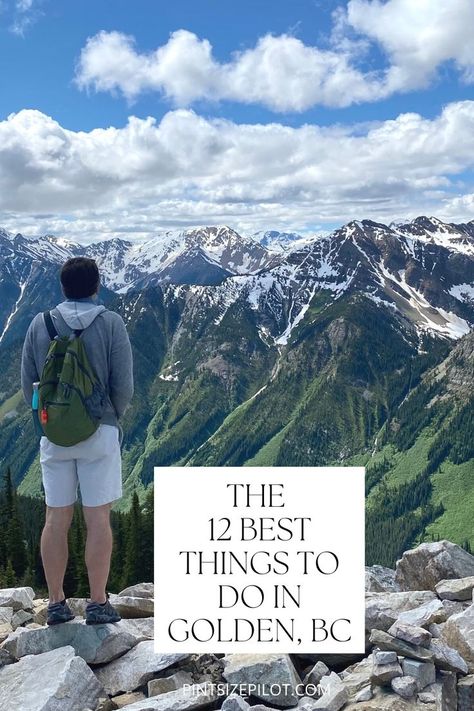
[21,257,134,625]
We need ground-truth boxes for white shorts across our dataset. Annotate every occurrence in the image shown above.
[39,424,122,508]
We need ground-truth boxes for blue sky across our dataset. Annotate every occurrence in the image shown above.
[1,0,474,242]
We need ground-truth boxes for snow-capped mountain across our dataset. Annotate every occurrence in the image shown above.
[1,217,474,347]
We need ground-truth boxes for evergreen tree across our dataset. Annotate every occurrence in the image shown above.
[122,491,144,588]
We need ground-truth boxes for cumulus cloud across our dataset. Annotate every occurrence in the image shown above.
[75,0,474,111]
[2,102,474,241]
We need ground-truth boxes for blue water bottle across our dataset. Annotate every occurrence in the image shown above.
[32,382,43,436]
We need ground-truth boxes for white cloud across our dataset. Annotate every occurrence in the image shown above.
[346,0,474,91]
[1,101,474,242]
[2,0,41,35]
[75,0,474,111]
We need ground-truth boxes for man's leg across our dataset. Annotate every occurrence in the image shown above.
[82,503,113,604]
[41,504,74,603]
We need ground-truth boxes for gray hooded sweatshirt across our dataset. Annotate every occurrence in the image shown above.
[21,298,134,441]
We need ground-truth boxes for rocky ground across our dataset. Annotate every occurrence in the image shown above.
[0,541,474,710]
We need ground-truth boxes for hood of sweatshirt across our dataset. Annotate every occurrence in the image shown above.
[55,299,106,330]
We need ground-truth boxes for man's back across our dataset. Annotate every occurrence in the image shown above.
[21,297,134,433]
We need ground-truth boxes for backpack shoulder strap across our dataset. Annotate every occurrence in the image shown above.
[43,311,58,340]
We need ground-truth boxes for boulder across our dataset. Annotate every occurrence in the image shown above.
[11,609,34,630]
[435,576,474,601]
[120,617,154,639]
[391,676,417,699]
[366,566,399,593]
[302,660,329,686]
[0,587,34,611]
[119,583,154,599]
[400,660,435,692]
[366,592,436,632]
[369,630,434,663]
[1,617,150,664]
[221,694,251,711]
[423,670,457,710]
[32,599,49,626]
[313,673,349,710]
[441,604,474,672]
[99,682,217,710]
[147,671,193,697]
[0,622,12,644]
[429,637,468,674]
[0,645,103,711]
[94,641,187,695]
[112,692,147,708]
[223,653,301,707]
[339,655,373,699]
[387,621,431,648]
[395,541,474,592]
[396,600,446,628]
[0,609,13,625]
[457,673,474,710]
[371,660,402,686]
[108,593,154,618]
[354,685,372,702]
[344,685,431,708]
[373,650,398,664]
[68,598,88,617]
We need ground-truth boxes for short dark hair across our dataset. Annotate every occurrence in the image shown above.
[60,257,100,299]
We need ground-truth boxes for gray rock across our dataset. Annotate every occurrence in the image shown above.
[395,541,474,592]
[113,693,147,708]
[401,659,435,692]
[313,673,349,710]
[388,621,432,648]
[67,597,88,617]
[435,576,474,601]
[417,692,435,704]
[0,649,14,668]
[373,650,398,665]
[429,637,468,674]
[396,599,446,628]
[148,671,193,697]
[338,655,372,699]
[298,696,318,711]
[119,583,154,599]
[302,661,330,686]
[354,684,372,702]
[391,675,417,699]
[369,629,434,663]
[31,599,48,626]
[108,593,154,618]
[94,640,187,695]
[429,670,457,711]
[441,603,474,672]
[457,674,474,710]
[0,587,34,611]
[11,609,34,630]
[441,598,470,619]
[427,623,444,639]
[120,616,154,639]
[99,682,217,710]
[365,591,436,632]
[0,608,13,625]
[0,645,104,711]
[1,617,149,664]
[0,622,12,644]
[365,566,399,593]
[223,654,301,707]
[371,660,402,685]
[221,694,251,711]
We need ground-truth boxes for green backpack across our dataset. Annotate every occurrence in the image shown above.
[38,311,107,446]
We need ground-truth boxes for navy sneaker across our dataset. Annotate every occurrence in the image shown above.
[47,599,75,626]
[85,594,121,625]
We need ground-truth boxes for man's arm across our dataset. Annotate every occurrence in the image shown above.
[21,319,39,405]
[109,314,134,418]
